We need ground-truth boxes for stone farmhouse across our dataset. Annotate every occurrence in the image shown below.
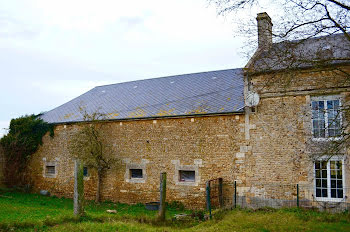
[27,13,350,209]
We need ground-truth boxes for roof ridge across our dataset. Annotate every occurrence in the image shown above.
[95,68,242,88]
[273,33,347,46]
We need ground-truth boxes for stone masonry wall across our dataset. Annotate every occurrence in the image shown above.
[242,65,350,206]
[28,115,245,209]
[28,65,350,209]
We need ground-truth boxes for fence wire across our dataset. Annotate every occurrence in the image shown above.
[212,181,350,212]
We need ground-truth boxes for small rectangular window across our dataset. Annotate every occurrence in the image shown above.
[130,169,143,179]
[45,166,55,176]
[83,167,88,177]
[179,170,195,182]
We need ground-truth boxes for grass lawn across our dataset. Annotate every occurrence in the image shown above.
[0,189,349,231]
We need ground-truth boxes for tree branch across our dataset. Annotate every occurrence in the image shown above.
[326,0,350,11]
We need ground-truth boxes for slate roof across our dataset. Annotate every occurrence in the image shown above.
[248,33,350,72]
[41,68,244,124]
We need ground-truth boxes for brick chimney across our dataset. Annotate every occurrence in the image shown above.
[256,12,273,51]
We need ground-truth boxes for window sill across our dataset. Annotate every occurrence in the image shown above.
[44,175,56,178]
[315,197,345,203]
[312,137,342,142]
[176,181,197,186]
[127,178,146,183]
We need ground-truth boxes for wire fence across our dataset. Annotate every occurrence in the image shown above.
[207,180,350,213]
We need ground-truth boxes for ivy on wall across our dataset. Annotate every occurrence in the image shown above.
[0,114,54,187]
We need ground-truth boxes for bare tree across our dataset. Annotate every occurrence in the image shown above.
[209,2,350,194]
[210,0,349,42]
[69,107,117,203]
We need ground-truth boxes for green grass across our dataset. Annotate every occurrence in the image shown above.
[187,208,350,232]
[0,190,349,231]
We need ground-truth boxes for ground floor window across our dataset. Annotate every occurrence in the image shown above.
[179,170,195,182]
[124,160,148,183]
[45,165,56,177]
[315,158,344,200]
[130,169,143,179]
[83,167,89,177]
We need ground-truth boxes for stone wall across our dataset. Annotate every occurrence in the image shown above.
[241,65,350,205]
[28,114,245,209]
[28,64,350,209]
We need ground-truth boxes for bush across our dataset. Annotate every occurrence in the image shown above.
[0,114,54,187]
[191,210,205,221]
[168,201,185,211]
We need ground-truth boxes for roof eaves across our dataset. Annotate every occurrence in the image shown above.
[48,110,245,125]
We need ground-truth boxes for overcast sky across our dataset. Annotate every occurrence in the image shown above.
[0,0,270,137]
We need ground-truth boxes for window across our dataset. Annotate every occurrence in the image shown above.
[43,159,58,178]
[179,170,195,182]
[315,159,344,200]
[124,161,147,183]
[311,97,341,138]
[83,167,88,177]
[45,165,56,177]
[130,169,143,179]
[172,160,201,186]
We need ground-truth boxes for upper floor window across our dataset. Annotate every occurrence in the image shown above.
[311,96,341,139]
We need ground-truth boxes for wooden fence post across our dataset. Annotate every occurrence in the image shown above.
[158,172,167,221]
[74,159,84,216]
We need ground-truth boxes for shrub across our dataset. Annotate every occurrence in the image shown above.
[0,114,53,187]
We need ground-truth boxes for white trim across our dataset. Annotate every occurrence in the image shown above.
[313,156,345,202]
[312,137,343,142]
[311,95,342,140]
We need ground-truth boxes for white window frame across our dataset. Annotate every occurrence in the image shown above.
[314,156,345,202]
[311,95,342,141]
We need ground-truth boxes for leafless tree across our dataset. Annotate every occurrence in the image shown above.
[69,107,118,203]
[210,0,350,161]
[210,0,349,42]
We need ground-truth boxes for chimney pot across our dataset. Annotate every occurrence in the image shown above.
[256,12,273,51]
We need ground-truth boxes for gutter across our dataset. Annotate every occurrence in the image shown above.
[48,110,245,126]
